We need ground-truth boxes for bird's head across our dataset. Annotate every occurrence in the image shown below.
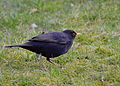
[63,30,80,39]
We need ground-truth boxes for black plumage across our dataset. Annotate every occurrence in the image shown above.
[5,30,79,64]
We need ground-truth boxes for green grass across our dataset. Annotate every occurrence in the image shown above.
[0,0,120,85]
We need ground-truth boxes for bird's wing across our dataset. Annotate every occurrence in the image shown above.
[28,32,68,45]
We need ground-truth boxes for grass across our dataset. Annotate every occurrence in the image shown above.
[0,0,120,85]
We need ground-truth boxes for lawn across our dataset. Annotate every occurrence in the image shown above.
[0,0,120,86]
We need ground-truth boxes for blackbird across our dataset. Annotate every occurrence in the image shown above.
[5,30,80,64]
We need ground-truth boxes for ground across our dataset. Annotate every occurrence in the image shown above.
[0,0,120,86]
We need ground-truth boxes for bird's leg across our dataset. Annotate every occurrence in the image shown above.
[46,58,58,65]
[34,54,47,70]
[36,54,42,62]
[36,54,43,67]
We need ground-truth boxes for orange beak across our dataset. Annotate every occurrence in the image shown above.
[76,33,80,36]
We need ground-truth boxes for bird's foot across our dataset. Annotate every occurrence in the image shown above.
[47,58,60,66]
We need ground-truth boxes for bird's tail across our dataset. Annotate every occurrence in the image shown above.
[5,45,20,48]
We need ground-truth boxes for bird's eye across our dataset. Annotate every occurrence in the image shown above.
[72,33,76,37]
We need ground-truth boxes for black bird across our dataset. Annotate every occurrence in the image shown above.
[5,30,80,64]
